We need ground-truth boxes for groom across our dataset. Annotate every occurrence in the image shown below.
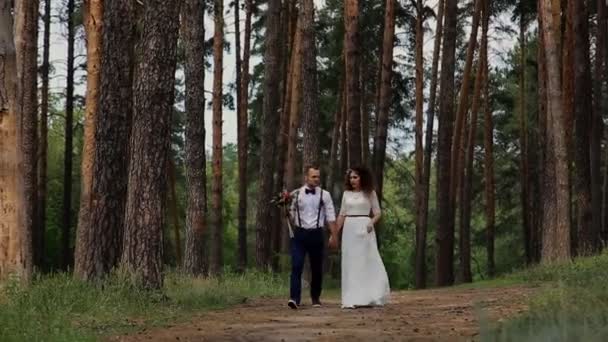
[287,165,338,309]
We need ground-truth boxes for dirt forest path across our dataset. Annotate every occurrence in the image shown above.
[110,285,534,342]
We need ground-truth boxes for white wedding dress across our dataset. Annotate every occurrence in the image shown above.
[339,190,390,308]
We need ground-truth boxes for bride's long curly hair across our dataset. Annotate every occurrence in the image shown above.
[344,166,375,194]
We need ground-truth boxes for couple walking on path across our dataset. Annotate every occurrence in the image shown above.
[286,165,390,310]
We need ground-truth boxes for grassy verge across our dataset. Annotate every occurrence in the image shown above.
[481,252,608,341]
[0,270,288,342]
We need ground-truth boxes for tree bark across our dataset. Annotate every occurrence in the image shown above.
[209,0,224,276]
[594,0,607,246]
[414,0,426,288]
[571,0,594,255]
[271,1,292,272]
[74,0,134,281]
[345,0,362,167]
[449,0,481,240]
[360,66,370,167]
[36,0,52,270]
[0,0,34,282]
[417,0,445,289]
[234,0,245,273]
[373,0,395,203]
[61,0,76,271]
[483,10,496,277]
[536,1,548,263]
[461,1,488,283]
[340,82,348,174]
[435,0,458,287]
[77,0,102,276]
[285,15,302,192]
[517,15,533,264]
[539,0,571,263]
[182,0,207,275]
[255,0,281,269]
[14,0,39,281]
[237,0,253,271]
[282,9,300,254]
[301,0,320,167]
[121,0,181,289]
[327,78,345,196]
[562,0,575,253]
[168,158,182,265]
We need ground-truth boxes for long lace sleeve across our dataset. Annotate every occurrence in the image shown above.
[339,192,347,216]
[371,191,381,215]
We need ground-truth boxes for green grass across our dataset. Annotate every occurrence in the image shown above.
[455,275,531,290]
[5,254,608,342]
[0,270,288,342]
[481,252,608,341]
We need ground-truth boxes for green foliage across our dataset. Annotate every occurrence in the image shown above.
[0,271,288,342]
[481,253,608,341]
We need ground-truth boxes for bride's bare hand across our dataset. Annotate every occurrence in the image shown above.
[366,222,374,233]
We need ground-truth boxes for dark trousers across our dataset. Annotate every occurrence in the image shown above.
[290,227,324,304]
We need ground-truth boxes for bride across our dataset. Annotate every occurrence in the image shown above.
[336,166,390,309]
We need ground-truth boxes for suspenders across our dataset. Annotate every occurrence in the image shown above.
[295,188,325,229]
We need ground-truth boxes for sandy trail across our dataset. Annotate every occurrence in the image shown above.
[110,285,533,342]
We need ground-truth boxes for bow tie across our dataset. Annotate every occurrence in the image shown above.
[305,188,316,195]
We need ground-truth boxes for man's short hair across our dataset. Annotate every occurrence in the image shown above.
[304,164,320,174]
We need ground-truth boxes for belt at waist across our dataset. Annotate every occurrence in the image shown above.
[345,215,369,217]
[294,226,323,230]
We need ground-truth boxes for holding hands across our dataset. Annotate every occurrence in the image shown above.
[366,221,374,233]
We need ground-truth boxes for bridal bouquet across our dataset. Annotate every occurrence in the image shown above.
[270,189,293,208]
[270,189,295,238]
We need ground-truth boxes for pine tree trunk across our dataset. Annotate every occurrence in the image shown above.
[0,0,34,282]
[517,18,532,266]
[285,16,302,192]
[360,66,370,166]
[76,0,104,272]
[121,0,181,289]
[417,0,445,289]
[271,1,292,272]
[562,0,575,253]
[483,14,496,277]
[282,13,301,254]
[301,0,319,167]
[16,0,38,281]
[539,0,571,263]
[36,0,52,270]
[536,2,548,263]
[61,0,76,271]
[327,79,345,196]
[413,0,426,288]
[450,0,481,238]
[168,158,182,265]
[340,92,348,175]
[461,1,488,283]
[78,0,102,275]
[74,0,134,281]
[345,0,362,167]
[234,0,245,273]
[237,0,253,271]
[255,0,281,269]
[182,0,207,275]
[594,0,606,246]
[435,0,459,287]
[209,0,224,276]
[373,0,395,203]
[571,0,594,255]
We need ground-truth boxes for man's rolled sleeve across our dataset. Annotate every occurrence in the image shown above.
[323,191,336,223]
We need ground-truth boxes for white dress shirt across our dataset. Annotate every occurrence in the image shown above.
[290,186,336,229]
